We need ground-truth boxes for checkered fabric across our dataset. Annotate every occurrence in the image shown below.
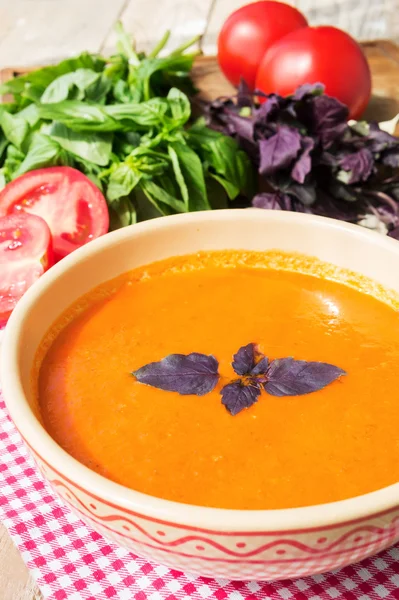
[2,394,399,599]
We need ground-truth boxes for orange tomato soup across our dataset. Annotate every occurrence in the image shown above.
[35,251,399,509]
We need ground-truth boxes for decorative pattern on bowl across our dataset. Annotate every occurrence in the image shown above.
[30,447,399,580]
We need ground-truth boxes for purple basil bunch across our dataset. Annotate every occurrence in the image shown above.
[206,82,399,237]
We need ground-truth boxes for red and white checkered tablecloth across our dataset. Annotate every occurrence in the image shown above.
[2,392,399,599]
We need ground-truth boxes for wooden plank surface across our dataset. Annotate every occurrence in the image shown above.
[0,3,398,599]
[0,0,128,68]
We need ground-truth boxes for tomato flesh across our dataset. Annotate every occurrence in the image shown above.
[255,26,371,120]
[0,213,53,325]
[217,1,308,90]
[0,167,109,262]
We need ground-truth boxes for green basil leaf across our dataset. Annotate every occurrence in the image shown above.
[134,54,195,86]
[190,133,253,199]
[168,145,188,206]
[140,179,187,213]
[85,172,104,191]
[13,133,71,178]
[106,164,141,202]
[113,79,133,103]
[0,132,9,161]
[235,149,254,196]
[208,172,239,200]
[115,21,140,64]
[21,84,44,103]
[49,122,112,166]
[0,111,30,149]
[73,156,103,186]
[167,88,191,126]
[0,53,105,96]
[109,197,137,229]
[85,74,112,103]
[0,168,7,190]
[41,69,101,104]
[187,120,221,145]
[3,145,25,179]
[206,177,229,210]
[38,101,119,132]
[170,141,210,211]
[135,187,166,220]
[17,104,41,127]
[106,98,169,127]
[113,132,141,159]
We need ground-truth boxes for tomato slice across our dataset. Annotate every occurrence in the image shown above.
[0,213,53,325]
[0,167,109,262]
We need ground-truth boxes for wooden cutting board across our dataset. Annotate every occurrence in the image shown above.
[0,41,399,133]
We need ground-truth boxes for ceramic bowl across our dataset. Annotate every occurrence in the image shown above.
[3,209,399,582]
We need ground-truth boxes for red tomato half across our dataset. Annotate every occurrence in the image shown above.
[217,1,308,90]
[0,167,109,262]
[0,213,53,325]
[255,26,371,120]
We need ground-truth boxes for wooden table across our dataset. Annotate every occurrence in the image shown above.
[0,2,399,598]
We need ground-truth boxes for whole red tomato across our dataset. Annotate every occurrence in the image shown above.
[255,26,371,119]
[217,1,307,90]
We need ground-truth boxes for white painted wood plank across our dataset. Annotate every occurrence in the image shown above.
[0,523,42,600]
[0,0,127,68]
[102,0,214,56]
[202,0,399,55]
[296,0,399,42]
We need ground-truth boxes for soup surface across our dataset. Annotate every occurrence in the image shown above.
[36,251,399,509]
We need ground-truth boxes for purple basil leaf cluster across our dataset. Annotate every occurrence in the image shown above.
[205,82,399,235]
[221,343,345,415]
[132,353,219,395]
[222,343,267,415]
[132,344,346,416]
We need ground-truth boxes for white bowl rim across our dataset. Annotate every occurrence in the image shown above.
[3,208,399,534]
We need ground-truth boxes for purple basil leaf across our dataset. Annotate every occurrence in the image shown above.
[367,191,399,227]
[237,78,252,108]
[259,126,302,176]
[251,356,269,376]
[232,343,258,375]
[255,95,283,124]
[317,151,338,167]
[221,380,261,416]
[252,192,292,211]
[388,226,399,240]
[291,200,314,214]
[312,192,362,222]
[293,83,325,101]
[265,357,346,397]
[382,149,399,169]
[340,148,374,184]
[133,353,219,396]
[287,182,317,206]
[291,136,315,183]
[228,113,254,142]
[329,180,359,202]
[368,122,398,152]
[311,95,349,148]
